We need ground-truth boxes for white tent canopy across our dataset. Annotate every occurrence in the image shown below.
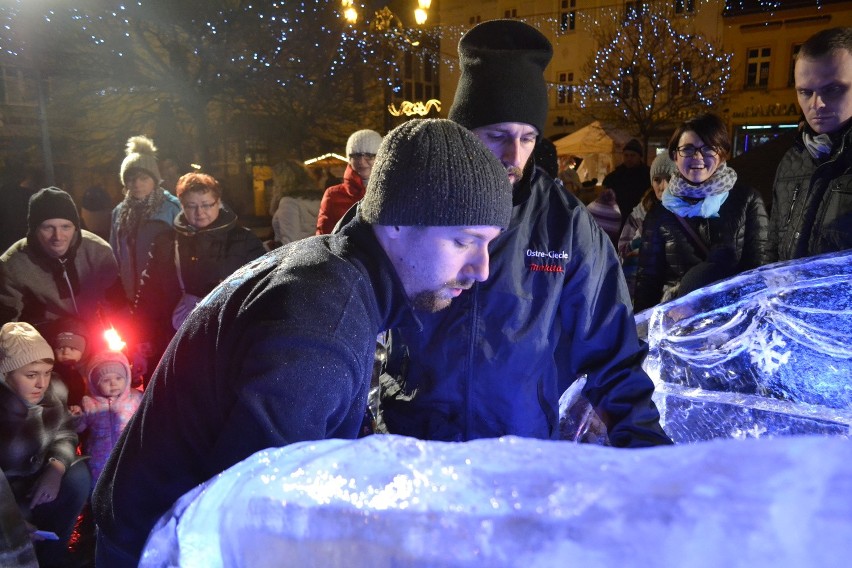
[553,121,634,183]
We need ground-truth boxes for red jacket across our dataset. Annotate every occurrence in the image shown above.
[315,164,365,235]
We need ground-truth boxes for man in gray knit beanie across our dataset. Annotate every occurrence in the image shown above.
[94,118,513,566]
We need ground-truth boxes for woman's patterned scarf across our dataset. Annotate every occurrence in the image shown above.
[662,163,737,218]
[116,187,167,242]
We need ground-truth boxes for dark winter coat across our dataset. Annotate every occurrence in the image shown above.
[133,205,266,350]
[603,163,651,229]
[378,167,671,447]
[93,216,419,564]
[0,379,78,480]
[767,123,852,263]
[109,189,181,298]
[316,164,365,235]
[633,180,768,312]
[0,230,124,331]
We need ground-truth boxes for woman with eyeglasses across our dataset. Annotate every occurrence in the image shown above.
[633,113,768,312]
[132,173,265,378]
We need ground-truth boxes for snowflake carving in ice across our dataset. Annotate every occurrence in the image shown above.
[748,330,791,375]
[730,423,768,440]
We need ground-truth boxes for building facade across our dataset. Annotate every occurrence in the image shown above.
[435,0,852,155]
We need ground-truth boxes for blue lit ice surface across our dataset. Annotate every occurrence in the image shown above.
[636,249,852,443]
[142,435,852,567]
[140,252,852,566]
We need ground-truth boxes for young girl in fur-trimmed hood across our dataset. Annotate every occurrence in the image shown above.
[70,350,141,487]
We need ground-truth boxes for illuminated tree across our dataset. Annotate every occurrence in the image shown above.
[0,1,389,187]
[579,4,732,156]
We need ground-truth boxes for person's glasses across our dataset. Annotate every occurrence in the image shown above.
[183,200,219,213]
[676,145,719,159]
[349,153,376,161]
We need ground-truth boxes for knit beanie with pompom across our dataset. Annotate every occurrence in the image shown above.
[120,135,162,186]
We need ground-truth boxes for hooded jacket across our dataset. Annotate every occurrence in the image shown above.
[316,164,366,235]
[93,216,420,563]
[634,179,768,312]
[133,205,266,350]
[76,351,141,486]
[0,229,122,330]
[767,123,852,262]
[378,167,671,447]
[109,189,181,298]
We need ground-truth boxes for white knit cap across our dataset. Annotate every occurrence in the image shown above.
[0,322,54,375]
[345,130,383,157]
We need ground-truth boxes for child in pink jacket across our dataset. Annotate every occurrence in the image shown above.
[70,351,142,487]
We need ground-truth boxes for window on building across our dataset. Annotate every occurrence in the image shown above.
[674,0,694,14]
[557,71,575,105]
[788,44,801,87]
[0,66,38,106]
[671,61,692,97]
[504,8,518,18]
[559,0,576,33]
[746,47,771,88]
[401,49,440,107]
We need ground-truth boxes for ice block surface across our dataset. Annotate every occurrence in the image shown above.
[141,252,852,566]
[142,435,852,568]
[637,250,852,443]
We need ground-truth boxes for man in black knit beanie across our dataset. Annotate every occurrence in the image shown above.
[375,19,672,448]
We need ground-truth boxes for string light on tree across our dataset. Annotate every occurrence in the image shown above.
[577,2,732,153]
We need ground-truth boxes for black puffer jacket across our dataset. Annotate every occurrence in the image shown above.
[133,205,265,351]
[767,123,852,262]
[634,180,768,312]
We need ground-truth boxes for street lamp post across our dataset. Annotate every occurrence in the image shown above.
[34,65,55,186]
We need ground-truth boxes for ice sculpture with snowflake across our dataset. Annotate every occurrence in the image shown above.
[636,249,852,443]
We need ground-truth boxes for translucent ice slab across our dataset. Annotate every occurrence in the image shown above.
[141,435,852,568]
[636,250,852,443]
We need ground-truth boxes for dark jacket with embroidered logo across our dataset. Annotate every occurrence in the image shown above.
[378,167,671,447]
[92,216,420,566]
[767,123,852,263]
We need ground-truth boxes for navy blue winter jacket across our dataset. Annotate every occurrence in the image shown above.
[379,167,671,447]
